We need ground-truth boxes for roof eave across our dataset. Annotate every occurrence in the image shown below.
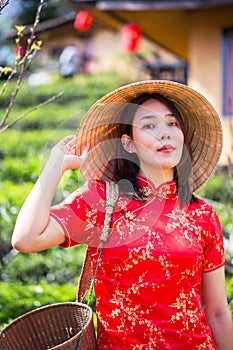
[69,0,233,11]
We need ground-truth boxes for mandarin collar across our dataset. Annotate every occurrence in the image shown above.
[137,174,177,201]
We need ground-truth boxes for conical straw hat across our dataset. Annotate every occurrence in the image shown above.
[76,80,223,191]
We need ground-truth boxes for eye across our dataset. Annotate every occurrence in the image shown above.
[167,116,180,127]
[142,123,155,129]
[168,121,179,127]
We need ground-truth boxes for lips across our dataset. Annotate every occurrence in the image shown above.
[157,145,175,152]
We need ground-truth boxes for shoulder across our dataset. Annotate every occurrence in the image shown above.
[191,194,215,213]
[190,195,221,229]
[61,179,107,206]
[87,179,107,193]
[188,195,220,223]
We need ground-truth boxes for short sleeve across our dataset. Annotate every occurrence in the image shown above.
[50,181,106,248]
[203,207,226,272]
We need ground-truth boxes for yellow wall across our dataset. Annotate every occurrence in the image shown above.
[187,6,233,164]
[115,9,190,60]
[188,6,233,111]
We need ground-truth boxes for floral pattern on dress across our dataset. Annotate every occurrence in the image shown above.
[50,176,225,349]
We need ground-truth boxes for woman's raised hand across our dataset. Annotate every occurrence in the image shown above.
[50,135,88,173]
[11,135,89,252]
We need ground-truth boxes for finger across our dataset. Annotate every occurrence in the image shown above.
[79,146,89,160]
[60,135,76,146]
[59,136,76,155]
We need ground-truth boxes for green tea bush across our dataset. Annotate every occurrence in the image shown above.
[196,171,233,241]
[0,129,64,158]
[0,280,77,329]
[1,245,86,284]
[0,180,35,263]
[197,172,233,205]
[0,72,126,328]
[0,129,84,266]
[0,72,125,129]
[2,156,40,182]
[7,102,85,130]
[226,277,233,318]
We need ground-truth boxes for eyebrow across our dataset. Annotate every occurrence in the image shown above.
[139,113,176,121]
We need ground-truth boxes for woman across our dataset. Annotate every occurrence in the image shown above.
[12,80,233,349]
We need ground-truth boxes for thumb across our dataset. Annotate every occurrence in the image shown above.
[64,147,89,171]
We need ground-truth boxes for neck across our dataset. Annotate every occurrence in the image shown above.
[139,167,174,188]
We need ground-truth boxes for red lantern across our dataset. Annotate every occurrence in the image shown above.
[74,10,93,31]
[121,23,141,52]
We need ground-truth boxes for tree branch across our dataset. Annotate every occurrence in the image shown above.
[0,0,10,14]
[0,91,64,133]
[0,0,47,129]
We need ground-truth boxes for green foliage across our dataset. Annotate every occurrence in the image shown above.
[1,245,86,285]
[0,72,125,130]
[0,72,126,328]
[0,280,77,329]
[0,72,123,107]
[0,128,84,266]
[197,172,233,205]
[0,129,68,159]
[0,180,34,255]
[196,171,233,239]
[2,156,39,182]
[226,277,233,319]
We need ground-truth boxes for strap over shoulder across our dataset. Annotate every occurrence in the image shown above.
[77,181,119,302]
[100,181,119,243]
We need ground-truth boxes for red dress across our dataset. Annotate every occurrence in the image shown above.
[51,175,225,349]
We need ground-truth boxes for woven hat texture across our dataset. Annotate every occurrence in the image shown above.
[76,80,223,191]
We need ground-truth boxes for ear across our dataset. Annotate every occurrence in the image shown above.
[121,134,134,153]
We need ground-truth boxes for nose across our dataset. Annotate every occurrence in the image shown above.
[157,127,170,140]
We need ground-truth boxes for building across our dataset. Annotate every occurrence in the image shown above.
[6,0,233,163]
[69,0,233,164]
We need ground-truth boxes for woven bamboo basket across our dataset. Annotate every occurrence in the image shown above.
[0,302,96,350]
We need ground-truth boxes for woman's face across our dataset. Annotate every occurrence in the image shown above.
[121,98,184,181]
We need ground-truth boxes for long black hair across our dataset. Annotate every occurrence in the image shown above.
[112,93,196,207]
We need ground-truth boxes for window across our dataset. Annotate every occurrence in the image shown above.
[223,28,233,116]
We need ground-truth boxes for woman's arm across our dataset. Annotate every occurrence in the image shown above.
[201,266,233,350]
[11,135,87,253]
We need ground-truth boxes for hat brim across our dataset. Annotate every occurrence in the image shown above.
[76,80,223,191]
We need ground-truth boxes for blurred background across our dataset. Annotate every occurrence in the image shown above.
[0,0,233,329]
